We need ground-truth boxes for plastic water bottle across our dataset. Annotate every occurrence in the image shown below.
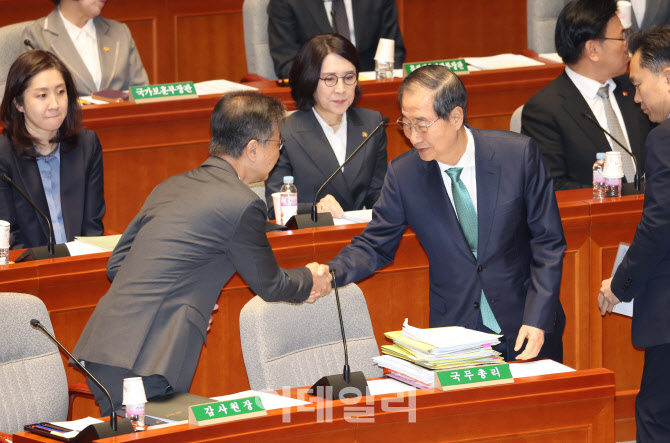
[592,152,606,199]
[280,176,298,225]
[605,176,622,197]
[0,220,9,265]
[375,60,394,79]
[604,151,623,197]
[126,403,145,431]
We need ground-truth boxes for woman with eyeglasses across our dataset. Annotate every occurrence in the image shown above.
[266,34,388,220]
[0,50,105,249]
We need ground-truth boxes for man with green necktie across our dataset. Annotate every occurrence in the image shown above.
[320,65,567,362]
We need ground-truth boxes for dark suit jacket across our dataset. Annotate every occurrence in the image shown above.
[23,8,149,96]
[521,72,651,190]
[328,128,566,358]
[0,129,105,250]
[611,120,670,349]
[73,156,312,392]
[630,0,670,32]
[266,107,387,218]
[267,0,406,79]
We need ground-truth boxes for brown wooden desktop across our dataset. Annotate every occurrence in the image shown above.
[13,369,615,443]
[1,189,644,441]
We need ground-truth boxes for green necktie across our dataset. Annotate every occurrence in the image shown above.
[445,168,501,334]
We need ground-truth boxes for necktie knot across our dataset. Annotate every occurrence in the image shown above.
[597,85,610,100]
[446,167,463,182]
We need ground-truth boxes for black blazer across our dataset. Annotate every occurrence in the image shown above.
[0,129,105,249]
[267,0,406,78]
[612,119,670,349]
[266,107,388,219]
[521,72,651,190]
[630,0,670,32]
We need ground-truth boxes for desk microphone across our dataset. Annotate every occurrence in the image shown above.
[24,39,35,50]
[285,117,389,229]
[1,173,69,261]
[582,113,642,193]
[29,319,135,440]
[308,269,368,399]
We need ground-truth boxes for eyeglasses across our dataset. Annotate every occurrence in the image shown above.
[396,117,440,135]
[261,137,284,151]
[319,73,358,87]
[598,28,631,43]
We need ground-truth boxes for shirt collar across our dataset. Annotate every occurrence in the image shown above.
[35,143,61,161]
[437,126,475,170]
[565,65,616,100]
[312,108,347,136]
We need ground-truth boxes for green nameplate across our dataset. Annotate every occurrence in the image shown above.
[403,59,469,76]
[130,81,198,104]
[188,396,266,426]
[435,363,514,391]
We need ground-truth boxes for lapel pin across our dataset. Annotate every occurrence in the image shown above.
[104,46,110,52]
[362,132,368,138]
[623,91,628,96]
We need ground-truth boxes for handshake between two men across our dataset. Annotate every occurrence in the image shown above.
[304,263,334,303]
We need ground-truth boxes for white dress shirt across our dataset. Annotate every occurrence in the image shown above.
[313,108,348,169]
[564,66,632,157]
[438,126,477,216]
[631,0,646,28]
[323,0,356,47]
[59,8,102,91]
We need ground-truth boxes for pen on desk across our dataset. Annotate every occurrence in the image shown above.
[77,98,92,105]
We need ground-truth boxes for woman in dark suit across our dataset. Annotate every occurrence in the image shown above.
[0,50,105,249]
[266,34,387,220]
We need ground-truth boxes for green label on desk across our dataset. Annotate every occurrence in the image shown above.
[436,363,512,387]
[190,396,265,422]
[403,59,468,76]
[130,81,197,101]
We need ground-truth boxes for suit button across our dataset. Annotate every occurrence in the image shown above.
[474,302,480,309]
[477,266,484,272]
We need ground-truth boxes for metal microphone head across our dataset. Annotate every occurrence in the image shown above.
[381,117,390,125]
[1,173,11,183]
[30,319,41,328]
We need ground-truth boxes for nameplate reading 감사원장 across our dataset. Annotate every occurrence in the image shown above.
[188,396,266,426]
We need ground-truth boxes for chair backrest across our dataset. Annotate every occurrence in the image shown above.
[527,0,566,54]
[0,293,68,434]
[0,21,34,90]
[242,0,278,80]
[510,105,524,133]
[239,283,383,391]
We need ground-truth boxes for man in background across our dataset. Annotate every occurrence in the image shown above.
[74,91,331,415]
[599,25,670,442]
[522,0,651,190]
[267,0,406,79]
[23,0,149,96]
[629,0,670,32]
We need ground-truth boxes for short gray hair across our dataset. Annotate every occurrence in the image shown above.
[398,65,467,121]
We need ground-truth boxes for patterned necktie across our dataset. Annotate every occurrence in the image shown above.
[445,168,501,334]
[331,0,351,39]
[596,86,636,182]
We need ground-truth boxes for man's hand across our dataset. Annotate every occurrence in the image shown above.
[598,277,621,315]
[317,194,344,219]
[305,262,332,303]
[514,325,545,360]
[207,303,219,332]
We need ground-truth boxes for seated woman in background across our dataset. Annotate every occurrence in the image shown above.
[266,34,387,220]
[0,50,105,249]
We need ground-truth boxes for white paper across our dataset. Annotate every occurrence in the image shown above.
[508,359,575,378]
[465,54,544,70]
[401,319,500,351]
[210,389,311,410]
[193,80,257,96]
[79,96,110,105]
[65,239,108,256]
[611,243,634,317]
[50,417,103,432]
[539,53,563,64]
[367,378,417,395]
[334,209,373,225]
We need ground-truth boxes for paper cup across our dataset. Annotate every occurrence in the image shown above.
[271,192,282,224]
[603,151,624,178]
[617,1,632,29]
[374,38,395,64]
[0,220,9,250]
[122,377,147,405]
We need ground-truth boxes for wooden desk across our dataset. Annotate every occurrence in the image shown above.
[13,369,615,442]
[0,189,644,441]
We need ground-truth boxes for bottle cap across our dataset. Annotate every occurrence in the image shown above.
[596,152,606,160]
[283,176,294,184]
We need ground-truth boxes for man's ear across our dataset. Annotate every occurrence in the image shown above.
[449,106,464,127]
[584,39,601,62]
[662,66,670,86]
[244,139,259,161]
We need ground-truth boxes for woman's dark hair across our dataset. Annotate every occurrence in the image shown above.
[0,50,81,157]
[289,34,362,111]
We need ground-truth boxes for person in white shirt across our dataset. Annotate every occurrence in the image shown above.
[522,0,651,190]
[23,0,149,96]
[629,0,670,32]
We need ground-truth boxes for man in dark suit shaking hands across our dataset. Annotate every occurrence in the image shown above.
[73,91,332,415]
[599,25,670,442]
[319,65,567,362]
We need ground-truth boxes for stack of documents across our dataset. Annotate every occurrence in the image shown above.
[374,319,503,388]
